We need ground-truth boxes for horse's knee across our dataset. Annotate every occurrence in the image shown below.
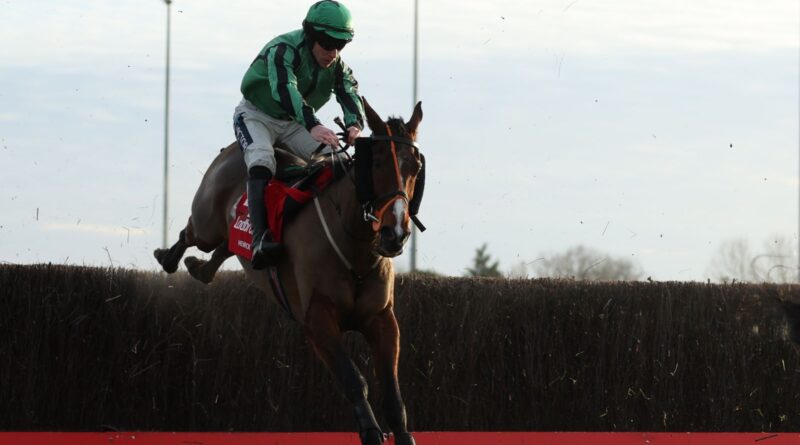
[337,357,369,402]
[310,336,369,402]
[308,341,369,408]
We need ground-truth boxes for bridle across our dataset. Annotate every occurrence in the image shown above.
[362,126,411,229]
[312,121,426,282]
[310,119,426,235]
[355,124,425,232]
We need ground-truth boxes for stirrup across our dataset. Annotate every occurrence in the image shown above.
[251,237,283,270]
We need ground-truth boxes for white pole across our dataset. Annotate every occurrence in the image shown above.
[410,0,419,272]
[162,0,172,248]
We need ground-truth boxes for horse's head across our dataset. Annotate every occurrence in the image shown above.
[356,97,424,258]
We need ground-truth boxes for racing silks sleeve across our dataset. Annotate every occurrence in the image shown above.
[334,60,365,130]
[267,43,321,131]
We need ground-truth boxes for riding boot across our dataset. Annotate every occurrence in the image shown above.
[247,168,283,269]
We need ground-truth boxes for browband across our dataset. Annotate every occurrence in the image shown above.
[367,135,419,149]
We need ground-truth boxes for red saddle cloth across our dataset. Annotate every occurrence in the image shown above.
[229,166,334,260]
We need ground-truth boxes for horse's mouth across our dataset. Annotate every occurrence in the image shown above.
[374,227,409,258]
[375,246,405,258]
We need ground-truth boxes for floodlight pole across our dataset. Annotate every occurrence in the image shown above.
[162,0,172,248]
[410,0,419,272]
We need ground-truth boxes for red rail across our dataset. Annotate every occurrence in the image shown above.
[0,432,797,445]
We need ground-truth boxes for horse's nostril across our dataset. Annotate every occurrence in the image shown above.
[380,226,396,241]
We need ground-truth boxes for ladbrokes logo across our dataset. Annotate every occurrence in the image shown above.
[233,218,253,234]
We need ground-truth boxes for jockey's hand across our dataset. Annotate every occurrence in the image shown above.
[311,125,340,147]
[346,126,361,146]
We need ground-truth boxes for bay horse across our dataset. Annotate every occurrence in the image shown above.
[154,98,424,445]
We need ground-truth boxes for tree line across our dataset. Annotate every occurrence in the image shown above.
[462,236,798,284]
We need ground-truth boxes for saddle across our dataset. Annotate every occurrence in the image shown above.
[228,148,346,260]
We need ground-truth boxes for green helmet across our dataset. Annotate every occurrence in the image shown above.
[303,1,354,42]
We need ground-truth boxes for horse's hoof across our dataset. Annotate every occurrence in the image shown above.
[359,428,385,445]
[393,433,415,445]
[184,256,213,284]
[154,248,178,273]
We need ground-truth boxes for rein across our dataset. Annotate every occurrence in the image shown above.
[313,195,382,282]
[311,123,425,281]
[311,137,382,282]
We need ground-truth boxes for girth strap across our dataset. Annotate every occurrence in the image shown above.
[266,265,296,321]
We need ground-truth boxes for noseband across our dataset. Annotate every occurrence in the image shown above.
[354,125,426,232]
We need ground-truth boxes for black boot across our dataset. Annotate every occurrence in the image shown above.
[247,168,283,269]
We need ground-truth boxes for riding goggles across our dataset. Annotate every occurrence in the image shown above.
[317,35,349,51]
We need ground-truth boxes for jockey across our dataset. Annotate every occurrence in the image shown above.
[234,0,366,270]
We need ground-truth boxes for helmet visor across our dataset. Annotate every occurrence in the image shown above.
[317,33,348,51]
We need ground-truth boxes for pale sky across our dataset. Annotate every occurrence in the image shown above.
[0,0,798,280]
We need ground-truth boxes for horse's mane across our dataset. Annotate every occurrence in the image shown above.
[385,117,410,138]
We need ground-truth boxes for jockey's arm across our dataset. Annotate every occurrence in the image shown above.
[334,60,366,139]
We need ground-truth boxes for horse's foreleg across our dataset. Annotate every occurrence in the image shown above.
[154,228,191,274]
[305,293,384,445]
[362,307,415,445]
[184,242,233,284]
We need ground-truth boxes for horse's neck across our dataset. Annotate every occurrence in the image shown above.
[319,172,379,266]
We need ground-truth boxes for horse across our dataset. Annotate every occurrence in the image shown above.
[154,98,424,445]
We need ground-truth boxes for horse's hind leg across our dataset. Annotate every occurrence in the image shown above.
[362,307,415,445]
[154,226,192,274]
[184,242,233,284]
[304,293,384,445]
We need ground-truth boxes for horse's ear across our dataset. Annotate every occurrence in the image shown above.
[362,96,384,133]
[406,101,423,137]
